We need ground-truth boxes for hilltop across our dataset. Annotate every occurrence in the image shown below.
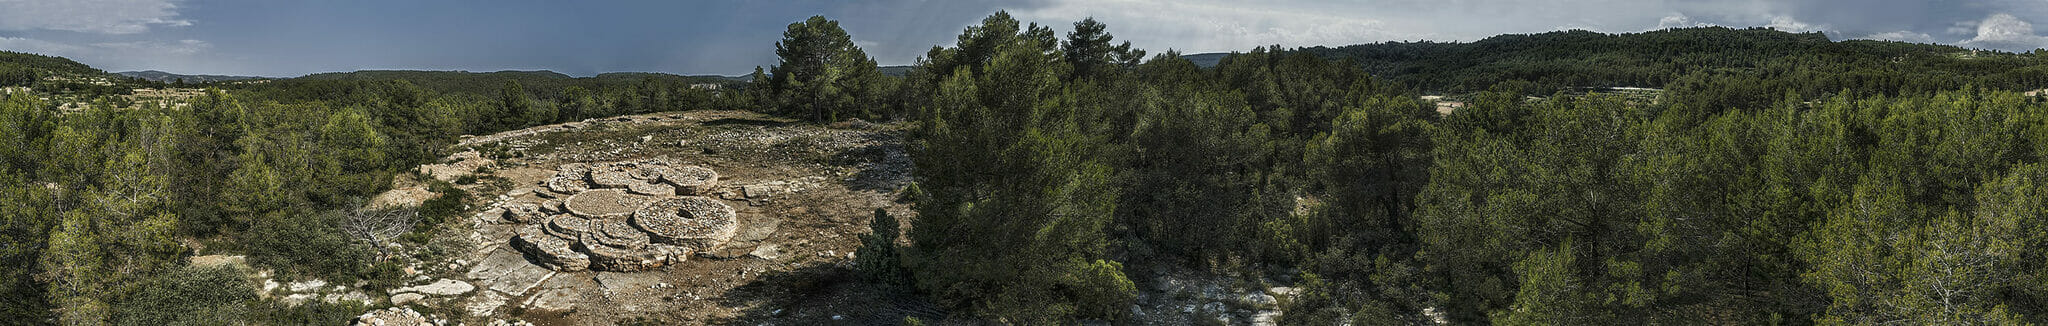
[1182,27,2040,95]
[116,70,267,83]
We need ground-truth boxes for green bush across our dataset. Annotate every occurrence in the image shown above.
[1065,259,1137,320]
[245,210,375,282]
[854,209,908,286]
[247,300,370,325]
[416,180,468,228]
[111,265,254,325]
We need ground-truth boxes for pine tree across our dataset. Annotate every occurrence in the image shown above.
[768,16,887,122]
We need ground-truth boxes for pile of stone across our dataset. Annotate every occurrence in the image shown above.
[509,158,739,272]
[352,307,432,326]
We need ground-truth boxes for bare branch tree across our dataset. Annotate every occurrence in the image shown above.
[341,201,418,258]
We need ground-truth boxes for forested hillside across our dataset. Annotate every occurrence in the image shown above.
[1292,27,2048,97]
[0,11,2044,325]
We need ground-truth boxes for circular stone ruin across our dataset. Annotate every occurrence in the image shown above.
[507,158,740,272]
[632,197,739,249]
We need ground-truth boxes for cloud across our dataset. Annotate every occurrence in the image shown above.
[0,36,86,54]
[0,0,192,34]
[1658,14,1712,29]
[1765,15,1826,33]
[1859,31,1936,43]
[1007,0,1419,52]
[1959,13,2048,52]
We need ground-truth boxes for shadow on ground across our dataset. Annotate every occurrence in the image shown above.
[710,264,945,325]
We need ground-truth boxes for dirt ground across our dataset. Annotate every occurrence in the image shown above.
[418,110,937,325]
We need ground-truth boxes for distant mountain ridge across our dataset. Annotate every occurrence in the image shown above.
[117,70,266,83]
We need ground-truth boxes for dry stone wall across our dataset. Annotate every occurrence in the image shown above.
[506,158,740,272]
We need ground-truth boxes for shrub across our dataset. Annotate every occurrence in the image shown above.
[246,210,375,282]
[248,300,369,325]
[111,265,254,325]
[416,180,468,228]
[854,209,908,286]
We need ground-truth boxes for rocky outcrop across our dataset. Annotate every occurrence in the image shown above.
[502,203,545,224]
[393,279,474,296]
[418,150,494,182]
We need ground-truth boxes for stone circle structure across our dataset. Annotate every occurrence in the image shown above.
[507,158,740,272]
[632,197,739,249]
[659,165,719,195]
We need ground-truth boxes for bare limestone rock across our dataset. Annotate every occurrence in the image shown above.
[395,279,474,296]
[630,197,739,249]
[468,290,507,317]
[502,203,545,224]
[352,307,432,326]
[658,165,719,195]
[742,185,771,198]
[368,186,437,210]
[545,176,588,194]
[419,150,495,182]
[391,292,425,306]
[524,288,580,312]
[555,163,592,178]
[545,163,592,193]
[513,225,590,272]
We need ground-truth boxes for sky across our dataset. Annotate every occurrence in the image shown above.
[2,0,2046,77]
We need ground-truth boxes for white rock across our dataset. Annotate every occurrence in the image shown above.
[324,291,371,305]
[748,244,782,260]
[283,293,315,306]
[287,279,327,292]
[1267,286,1299,297]
[1252,310,1282,326]
[524,288,579,312]
[395,279,475,296]
[392,292,426,305]
[468,291,507,317]
[1243,293,1278,308]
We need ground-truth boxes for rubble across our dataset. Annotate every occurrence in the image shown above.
[352,307,433,326]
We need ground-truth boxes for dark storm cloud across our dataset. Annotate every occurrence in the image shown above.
[0,0,2042,77]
